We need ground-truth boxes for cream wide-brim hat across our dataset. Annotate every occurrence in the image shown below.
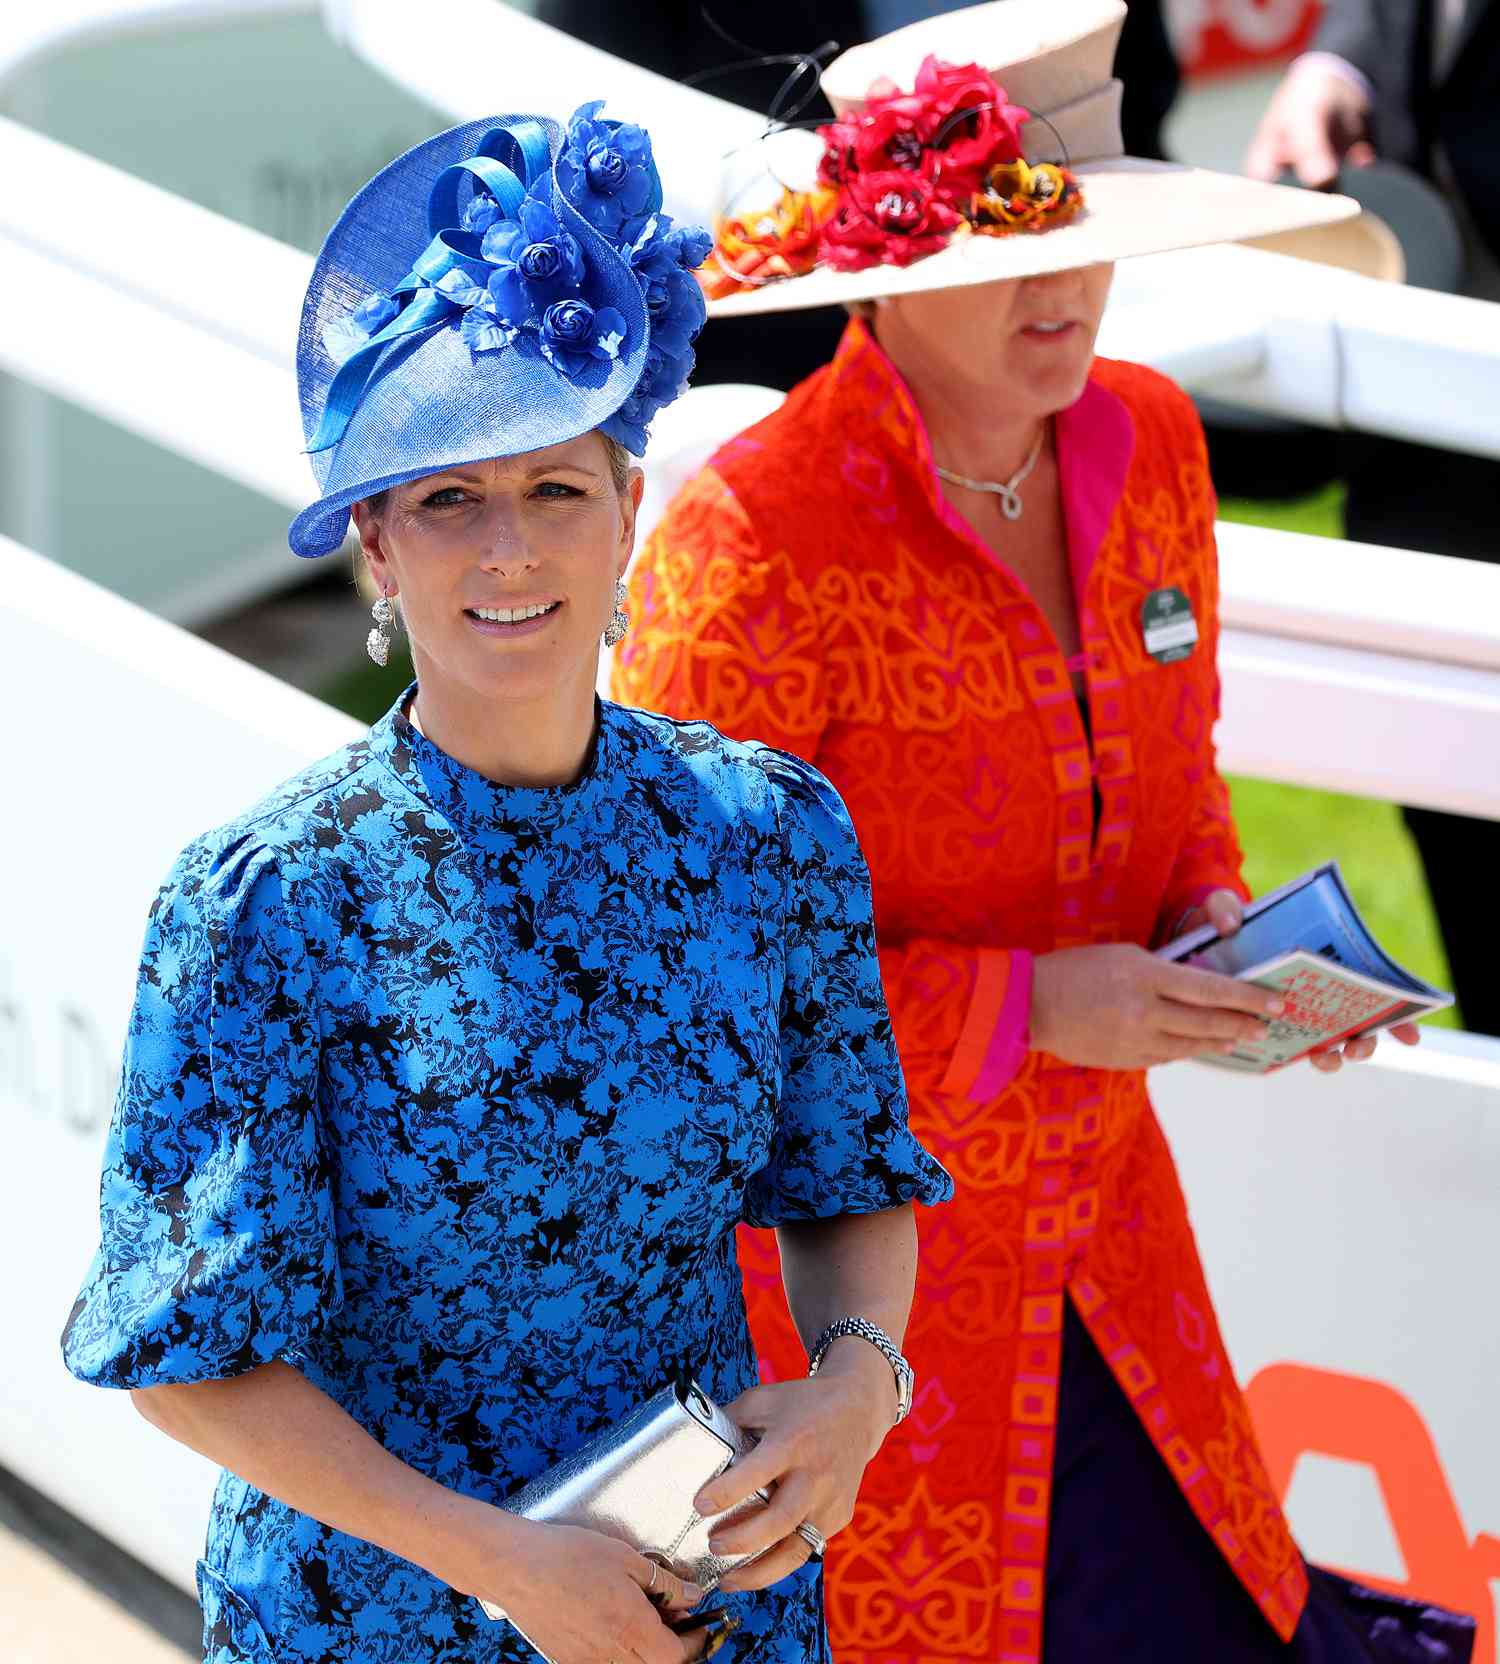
[707,0,1362,317]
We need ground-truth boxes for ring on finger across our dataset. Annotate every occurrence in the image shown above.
[795,1521,827,1559]
[646,1561,660,1594]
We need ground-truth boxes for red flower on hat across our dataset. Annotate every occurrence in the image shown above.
[818,169,962,272]
[911,55,1028,198]
[818,117,862,187]
[856,103,938,174]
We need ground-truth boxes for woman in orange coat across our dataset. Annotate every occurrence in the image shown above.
[612,4,1452,1662]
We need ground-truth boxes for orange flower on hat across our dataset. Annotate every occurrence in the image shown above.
[697,185,840,300]
[972,159,1086,234]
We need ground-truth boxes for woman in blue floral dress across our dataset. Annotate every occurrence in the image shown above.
[62,104,951,1664]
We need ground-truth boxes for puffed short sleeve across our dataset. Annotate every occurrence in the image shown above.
[62,833,341,1388]
[742,751,953,1228]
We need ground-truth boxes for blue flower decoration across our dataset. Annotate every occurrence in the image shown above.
[461,193,504,236]
[667,223,713,271]
[557,100,657,236]
[459,306,520,355]
[322,291,400,364]
[624,214,679,307]
[648,264,708,357]
[538,298,628,378]
[481,197,586,321]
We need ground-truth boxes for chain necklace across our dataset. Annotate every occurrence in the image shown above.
[934,428,1045,522]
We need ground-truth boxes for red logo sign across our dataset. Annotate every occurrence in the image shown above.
[1247,1363,1500,1663]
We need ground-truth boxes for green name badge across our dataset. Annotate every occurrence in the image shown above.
[1141,586,1199,664]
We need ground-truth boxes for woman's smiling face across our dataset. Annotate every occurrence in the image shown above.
[351,431,641,710]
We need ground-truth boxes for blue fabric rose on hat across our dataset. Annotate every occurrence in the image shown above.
[482,197,586,320]
[558,101,657,235]
[666,223,713,271]
[538,297,629,378]
[593,208,708,451]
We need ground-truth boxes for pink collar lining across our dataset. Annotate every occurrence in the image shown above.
[1055,376,1136,606]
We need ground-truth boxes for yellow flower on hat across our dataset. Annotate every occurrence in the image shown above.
[972,158,1086,234]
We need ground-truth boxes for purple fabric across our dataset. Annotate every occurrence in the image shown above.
[1043,1301,1475,1664]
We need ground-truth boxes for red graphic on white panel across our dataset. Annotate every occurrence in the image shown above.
[1247,1364,1500,1664]
[1170,0,1325,78]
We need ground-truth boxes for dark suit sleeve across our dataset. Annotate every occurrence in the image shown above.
[1311,0,1384,82]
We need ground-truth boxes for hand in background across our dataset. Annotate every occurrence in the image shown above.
[1171,887,1423,1073]
[1244,58,1376,188]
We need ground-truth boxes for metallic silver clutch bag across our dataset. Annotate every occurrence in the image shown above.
[477,1376,770,1637]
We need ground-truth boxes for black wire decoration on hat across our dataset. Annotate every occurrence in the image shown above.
[683,7,842,136]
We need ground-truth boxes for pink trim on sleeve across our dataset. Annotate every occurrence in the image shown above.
[938,948,1035,1100]
[970,950,1035,1098]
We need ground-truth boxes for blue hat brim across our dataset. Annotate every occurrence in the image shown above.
[290,116,650,559]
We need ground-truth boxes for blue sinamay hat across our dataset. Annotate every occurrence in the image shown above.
[289,105,711,558]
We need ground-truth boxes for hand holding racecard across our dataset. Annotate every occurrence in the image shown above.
[1157,863,1452,1073]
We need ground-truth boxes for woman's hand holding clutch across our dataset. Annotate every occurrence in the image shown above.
[443,1506,709,1664]
[693,1355,894,1594]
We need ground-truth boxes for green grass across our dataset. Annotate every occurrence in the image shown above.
[1225,776,1457,1026]
[1218,482,1458,1026]
[316,479,1459,1027]
[1219,481,1346,540]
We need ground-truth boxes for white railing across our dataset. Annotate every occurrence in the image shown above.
[318,0,764,233]
[0,115,306,365]
[0,0,312,85]
[1216,523,1500,817]
[1103,245,1500,460]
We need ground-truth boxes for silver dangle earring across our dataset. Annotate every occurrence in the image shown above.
[603,580,629,649]
[366,591,396,666]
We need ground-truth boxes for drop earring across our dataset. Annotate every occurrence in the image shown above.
[603,580,629,648]
[366,590,396,666]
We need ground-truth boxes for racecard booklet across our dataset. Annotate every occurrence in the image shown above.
[1157,862,1453,1073]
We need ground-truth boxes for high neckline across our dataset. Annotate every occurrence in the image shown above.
[369,682,614,836]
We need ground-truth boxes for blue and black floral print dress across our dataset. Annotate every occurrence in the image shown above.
[63,690,951,1664]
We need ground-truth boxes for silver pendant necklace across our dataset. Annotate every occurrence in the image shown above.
[935,428,1045,522]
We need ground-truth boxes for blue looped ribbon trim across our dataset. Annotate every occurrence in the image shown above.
[306,118,553,456]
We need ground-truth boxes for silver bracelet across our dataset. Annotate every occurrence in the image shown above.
[807,1316,915,1424]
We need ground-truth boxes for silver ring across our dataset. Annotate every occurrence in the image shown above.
[795,1521,827,1559]
[645,1561,660,1594]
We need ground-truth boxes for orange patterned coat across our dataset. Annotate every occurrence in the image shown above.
[612,320,1308,1662]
